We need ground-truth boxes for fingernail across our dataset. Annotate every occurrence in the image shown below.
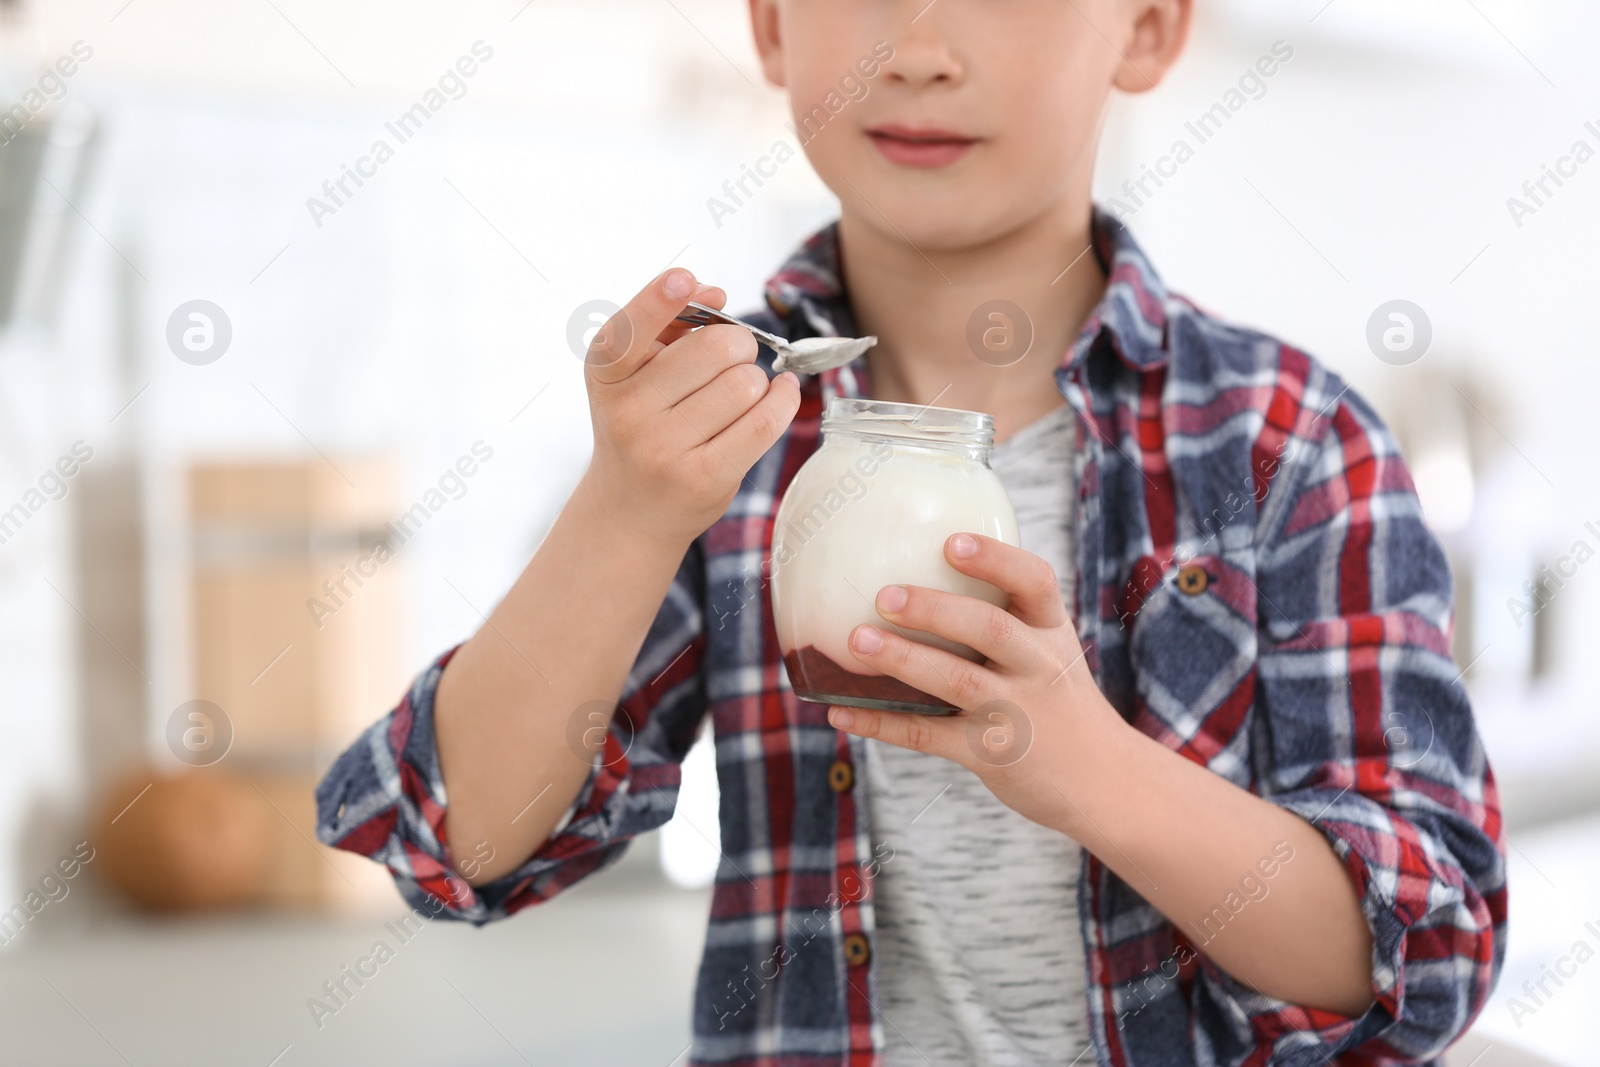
[950,533,977,559]
[777,371,799,388]
[830,707,854,730]
[663,269,694,300]
[851,625,883,655]
[877,585,907,613]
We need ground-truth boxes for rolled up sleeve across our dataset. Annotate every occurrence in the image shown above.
[314,543,710,924]
[1199,388,1508,1061]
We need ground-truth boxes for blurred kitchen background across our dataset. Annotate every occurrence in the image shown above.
[0,0,1595,1063]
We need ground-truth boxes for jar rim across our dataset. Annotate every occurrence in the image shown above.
[822,398,995,448]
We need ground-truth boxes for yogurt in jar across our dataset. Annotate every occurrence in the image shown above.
[771,399,1019,715]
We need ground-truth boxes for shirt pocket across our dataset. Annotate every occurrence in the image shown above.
[1121,552,1260,780]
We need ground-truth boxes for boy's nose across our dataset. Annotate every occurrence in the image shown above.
[882,5,965,88]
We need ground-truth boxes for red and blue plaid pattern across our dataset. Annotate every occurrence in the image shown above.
[317,210,1506,1066]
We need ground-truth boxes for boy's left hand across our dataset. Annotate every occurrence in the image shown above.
[827,532,1126,832]
[831,535,1383,1015]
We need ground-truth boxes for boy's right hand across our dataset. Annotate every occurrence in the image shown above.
[580,268,803,544]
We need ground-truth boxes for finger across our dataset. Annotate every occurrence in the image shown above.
[826,704,966,762]
[645,323,759,406]
[843,622,998,711]
[673,360,771,440]
[585,269,704,384]
[649,285,728,352]
[945,534,1068,628]
[702,370,802,470]
[871,583,1049,671]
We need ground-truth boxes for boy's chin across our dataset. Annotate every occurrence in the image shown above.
[842,190,1057,256]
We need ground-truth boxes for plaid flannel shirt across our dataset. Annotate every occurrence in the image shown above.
[316,209,1507,1066]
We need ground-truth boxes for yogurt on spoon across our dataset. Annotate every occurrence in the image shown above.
[673,300,876,375]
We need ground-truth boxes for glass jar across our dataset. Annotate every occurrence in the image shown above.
[771,398,1019,716]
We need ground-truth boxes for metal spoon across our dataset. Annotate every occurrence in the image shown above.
[674,301,877,375]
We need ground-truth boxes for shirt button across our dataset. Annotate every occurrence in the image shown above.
[843,932,871,967]
[828,760,854,793]
[1176,564,1209,596]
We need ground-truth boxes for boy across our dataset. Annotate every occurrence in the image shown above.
[316,1,1507,1063]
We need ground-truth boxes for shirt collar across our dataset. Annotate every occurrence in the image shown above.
[761,205,1173,403]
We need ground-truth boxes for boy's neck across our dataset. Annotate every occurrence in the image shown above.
[837,198,1106,444]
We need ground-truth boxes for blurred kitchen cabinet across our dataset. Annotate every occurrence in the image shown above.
[188,460,406,910]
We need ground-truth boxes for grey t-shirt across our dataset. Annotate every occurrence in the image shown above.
[866,403,1088,1066]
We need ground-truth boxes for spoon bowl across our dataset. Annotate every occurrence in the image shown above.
[772,335,879,375]
[675,301,876,376]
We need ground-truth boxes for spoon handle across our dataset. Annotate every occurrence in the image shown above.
[675,301,792,354]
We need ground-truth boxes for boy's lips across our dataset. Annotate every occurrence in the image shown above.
[866,125,979,168]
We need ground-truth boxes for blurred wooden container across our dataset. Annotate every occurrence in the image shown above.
[187,460,407,911]
[96,771,273,912]
[96,769,394,913]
